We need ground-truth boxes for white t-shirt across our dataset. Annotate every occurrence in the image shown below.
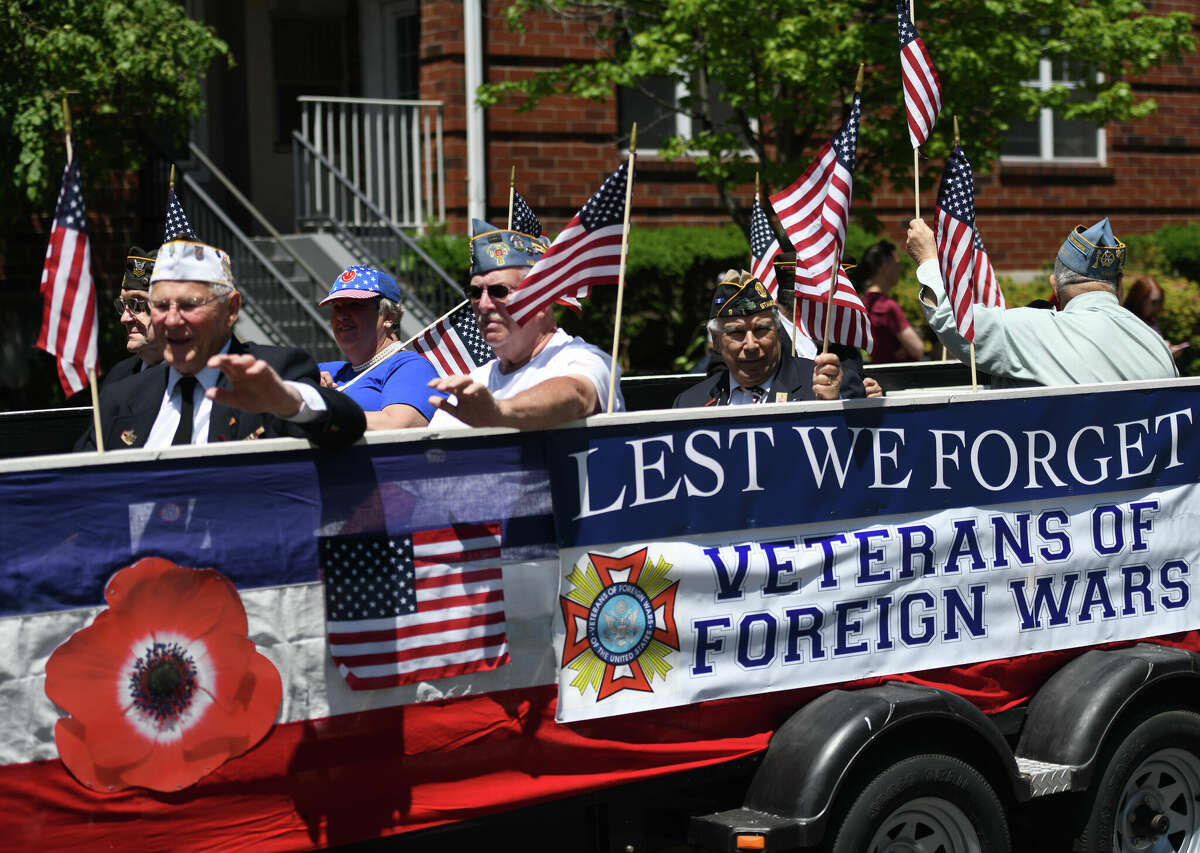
[429,328,624,428]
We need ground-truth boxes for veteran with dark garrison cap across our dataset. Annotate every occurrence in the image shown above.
[428,218,624,429]
[76,239,365,451]
[673,270,848,408]
[109,246,165,382]
[906,217,1176,386]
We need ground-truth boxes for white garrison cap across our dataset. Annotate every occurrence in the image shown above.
[149,240,235,289]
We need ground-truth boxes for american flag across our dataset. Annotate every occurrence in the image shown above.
[411,300,496,377]
[510,188,542,237]
[505,160,631,325]
[36,157,97,396]
[164,186,197,242]
[769,94,872,351]
[322,523,509,690]
[897,0,943,148]
[749,194,782,300]
[936,145,1005,342]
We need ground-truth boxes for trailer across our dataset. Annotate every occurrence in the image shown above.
[1,373,1198,853]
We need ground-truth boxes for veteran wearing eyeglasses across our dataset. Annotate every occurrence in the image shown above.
[111,247,165,379]
[427,219,624,429]
[75,239,365,451]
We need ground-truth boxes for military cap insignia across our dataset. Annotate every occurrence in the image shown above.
[120,429,137,446]
[486,243,509,265]
[193,245,204,261]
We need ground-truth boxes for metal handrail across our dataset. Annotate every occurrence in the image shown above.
[187,141,329,296]
[292,130,464,324]
[183,173,339,356]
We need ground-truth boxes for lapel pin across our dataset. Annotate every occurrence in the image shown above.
[120,429,137,446]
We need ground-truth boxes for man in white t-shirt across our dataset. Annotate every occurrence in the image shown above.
[428,219,624,429]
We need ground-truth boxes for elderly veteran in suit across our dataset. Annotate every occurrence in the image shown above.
[673,270,853,408]
[906,217,1176,386]
[428,219,624,429]
[76,239,365,451]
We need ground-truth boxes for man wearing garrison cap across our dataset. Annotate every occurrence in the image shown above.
[907,218,1176,386]
[672,270,849,408]
[76,239,365,451]
[427,217,624,428]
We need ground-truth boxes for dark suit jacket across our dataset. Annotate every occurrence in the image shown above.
[75,339,365,451]
[65,353,152,407]
[672,346,865,408]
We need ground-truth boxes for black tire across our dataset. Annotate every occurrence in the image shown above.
[1074,710,1200,852]
[825,752,1010,853]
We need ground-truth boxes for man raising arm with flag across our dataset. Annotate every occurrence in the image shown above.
[427,220,624,430]
[906,217,1176,386]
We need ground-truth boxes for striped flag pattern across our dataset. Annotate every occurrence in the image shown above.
[749,194,782,300]
[322,523,509,690]
[411,301,496,377]
[897,0,943,148]
[769,94,872,351]
[36,156,97,396]
[505,160,631,325]
[936,145,1005,342]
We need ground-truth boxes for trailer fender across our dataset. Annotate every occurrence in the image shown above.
[724,681,1016,844]
[1016,643,1200,789]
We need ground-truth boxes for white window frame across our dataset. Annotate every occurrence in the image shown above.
[1001,58,1106,165]
[618,77,756,158]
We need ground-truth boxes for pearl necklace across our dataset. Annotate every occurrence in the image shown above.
[351,340,402,374]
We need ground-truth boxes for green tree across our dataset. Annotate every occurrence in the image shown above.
[0,0,229,209]
[480,0,1193,228]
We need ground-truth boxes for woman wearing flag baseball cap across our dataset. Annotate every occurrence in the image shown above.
[317,266,444,430]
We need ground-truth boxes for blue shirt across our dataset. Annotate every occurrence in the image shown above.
[320,350,443,421]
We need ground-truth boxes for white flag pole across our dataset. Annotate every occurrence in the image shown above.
[606,124,637,414]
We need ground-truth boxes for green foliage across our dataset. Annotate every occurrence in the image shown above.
[478,0,1194,227]
[0,0,229,209]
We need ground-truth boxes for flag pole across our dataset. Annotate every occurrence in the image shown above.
[61,96,104,452]
[606,124,637,414]
[952,115,980,392]
[507,166,515,230]
[169,163,175,190]
[821,65,863,356]
[910,0,921,220]
[398,299,470,351]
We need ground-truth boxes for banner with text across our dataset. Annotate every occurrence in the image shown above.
[549,387,1200,721]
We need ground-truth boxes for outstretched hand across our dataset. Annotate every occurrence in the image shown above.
[207,353,303,418]
[427,374,504,427]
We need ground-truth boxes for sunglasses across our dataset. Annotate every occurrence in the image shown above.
[113,296,149,315]
[467,283,511,302]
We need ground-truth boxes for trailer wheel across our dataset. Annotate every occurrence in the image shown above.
[826,753,1010,853]
[1075,710,1200,852]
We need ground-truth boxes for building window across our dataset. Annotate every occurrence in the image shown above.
[1002,58,1105,163]
[273,16,350,146]
[617,74,744,153]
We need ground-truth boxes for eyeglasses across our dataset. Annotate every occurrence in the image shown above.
[467,283,511,302]
[113,296,149,316]
[148,294,225,317]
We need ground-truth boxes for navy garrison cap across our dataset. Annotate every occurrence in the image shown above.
[1057,218,1126,283]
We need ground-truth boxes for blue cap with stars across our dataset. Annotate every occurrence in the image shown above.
[320,266,403,305]
[469,218,549,277]
[1057,218,1126,283]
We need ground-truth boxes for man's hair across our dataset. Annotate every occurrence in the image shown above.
[149,281,235,300]
[1053,257,1116,295]
[858,241,896,285]
[378,297,403,339]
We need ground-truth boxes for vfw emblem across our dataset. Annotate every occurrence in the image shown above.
[560,548,679,701]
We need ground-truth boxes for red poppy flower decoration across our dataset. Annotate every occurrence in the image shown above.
[44,557,282,793]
